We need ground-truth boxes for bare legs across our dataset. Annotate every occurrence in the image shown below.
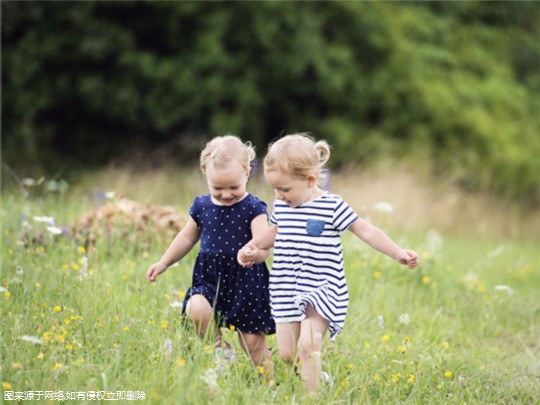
[185,294,273,371]
[185,294,222,345]
[276,304,329,392]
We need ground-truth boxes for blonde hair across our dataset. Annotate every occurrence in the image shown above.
[200,135,256,174]
[264,133,331,186]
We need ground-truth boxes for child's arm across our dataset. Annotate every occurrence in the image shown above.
[348,218,418,269]
[238,223,278,267]
[147,217,200,282]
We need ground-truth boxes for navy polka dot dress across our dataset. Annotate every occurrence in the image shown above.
[183,194,275,335]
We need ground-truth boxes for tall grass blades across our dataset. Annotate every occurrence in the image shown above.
[1,169,539,404]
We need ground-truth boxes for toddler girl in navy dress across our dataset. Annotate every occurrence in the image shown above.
[147,135,275,371]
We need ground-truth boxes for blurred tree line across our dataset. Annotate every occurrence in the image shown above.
[3,1,540,205]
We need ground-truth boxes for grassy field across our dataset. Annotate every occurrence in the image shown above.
[1,166,539,404]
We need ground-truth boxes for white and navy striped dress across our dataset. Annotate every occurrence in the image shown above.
[269,192,358,340]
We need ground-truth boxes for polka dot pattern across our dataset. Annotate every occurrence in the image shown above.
[182,194,275,335]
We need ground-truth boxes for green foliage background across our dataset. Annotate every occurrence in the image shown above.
[3,1,540,205]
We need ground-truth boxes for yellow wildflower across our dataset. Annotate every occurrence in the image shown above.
[381,335,390,342]
[441,341,449,349]
[37,353,45,360]
[398,345,406,353]
[123,326,130,332]
[229,324,235,331]
[53,363,63,370]
[2,382,12,390]
[422,275,431,284]
[407,374,415,383]
[444,370,453,378]
[176,358,186,366]
[373,271,382,279]
[53,306,62,312]
[161,320,168,330]
[78,246,86,254]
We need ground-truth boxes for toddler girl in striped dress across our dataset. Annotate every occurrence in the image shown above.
[238,133,418,392]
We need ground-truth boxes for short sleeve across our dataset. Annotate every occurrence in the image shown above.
[333,198,358,232]
[189,196,203,228]
[269,200,278,226]
[249,195,268,220]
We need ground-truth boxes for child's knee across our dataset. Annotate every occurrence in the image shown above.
[297,334,323,360]
[278,348,296,363]
[185,295,210,320]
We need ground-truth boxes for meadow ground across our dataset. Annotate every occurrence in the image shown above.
[1,165,539,404]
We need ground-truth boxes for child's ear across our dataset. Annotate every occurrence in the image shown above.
[306,174,317,187]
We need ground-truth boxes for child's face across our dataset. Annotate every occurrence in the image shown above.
[265,170,315,208]
[205,162,249,206]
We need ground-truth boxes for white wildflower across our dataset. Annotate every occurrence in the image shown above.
[200,367,219,390]
[21,335,43,345]
[378,315,384,330]
[164,339,173,362]
[22,178,37,187]
[488,246,504,259]
[47,226,63,235]
[374,202,394,214]
[494,285,513,296]
[33,216,55,226]
[79,257,89,281]
[170,302,183,308]
[398,313,411,325]
[105,191,116,200]
[0,286,8,293]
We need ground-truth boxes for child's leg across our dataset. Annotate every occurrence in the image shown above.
[185,294,222,345]
[239,332,274,379]
[275,322,300,363]
[297,305,329,392]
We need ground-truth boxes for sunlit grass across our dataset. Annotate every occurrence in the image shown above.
[1,166,539,403]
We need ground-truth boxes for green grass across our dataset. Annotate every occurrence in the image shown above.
[1,170,539,404]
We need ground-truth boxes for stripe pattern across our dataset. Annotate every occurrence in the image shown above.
[269,193,358,339]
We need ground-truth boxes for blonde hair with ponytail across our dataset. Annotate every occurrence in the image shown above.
[264,133,330,186]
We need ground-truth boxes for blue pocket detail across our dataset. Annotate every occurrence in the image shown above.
[306,219,325,237]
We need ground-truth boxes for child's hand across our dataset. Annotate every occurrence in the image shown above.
[397,249,419,269]
[237,244,257,267]
[147,262,168,282]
